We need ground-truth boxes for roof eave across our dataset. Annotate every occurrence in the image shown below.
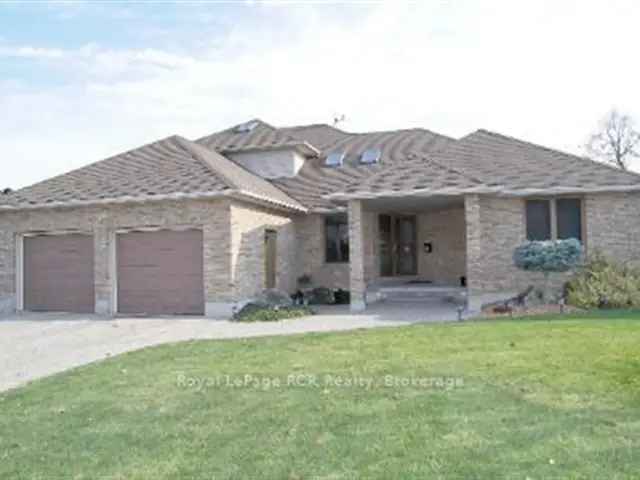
[496,184,640,197]
[0,189,308,214]
[324,186,500,201]
[324,183,640,202]
[229,190,308,213]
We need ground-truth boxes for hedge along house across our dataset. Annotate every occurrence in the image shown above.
[1,119,640,317]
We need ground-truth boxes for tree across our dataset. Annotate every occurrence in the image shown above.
[586,110,640,170]
[513,239,583,303]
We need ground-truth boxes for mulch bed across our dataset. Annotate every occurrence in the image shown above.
[481,303,584,318]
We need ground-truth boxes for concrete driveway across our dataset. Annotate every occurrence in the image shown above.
[0,302,459,392]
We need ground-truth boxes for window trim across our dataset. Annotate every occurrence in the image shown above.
[524,196,586,246]
[324,214,350,264]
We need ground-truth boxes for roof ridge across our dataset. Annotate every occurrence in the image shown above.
[281,123,455,141]
[174,136,236,190]
[473,128,640,181]
[281,123,348,133]
[337,126,452,139]
[422,155,488,187]
[397,145,488,187]
[236,118,309,147]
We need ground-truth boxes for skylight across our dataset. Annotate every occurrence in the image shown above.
[360,148,381,164]
[325,152,345,167]
[234,120,259,134]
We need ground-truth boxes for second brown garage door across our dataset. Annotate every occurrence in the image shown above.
[117,229,204,315]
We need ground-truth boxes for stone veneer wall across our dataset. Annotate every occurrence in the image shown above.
[294,207,466,292]
[417,207,466,285]
[348,200,366,310]
[230,201,297,300]
[0,198,296,317]
[584,192,640,263]
[465,192,640,309]
[295,214,350,290]
[294,211,377,291]
[465,194,570,305]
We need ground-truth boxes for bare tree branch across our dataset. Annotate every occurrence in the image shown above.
[587,109,640,170]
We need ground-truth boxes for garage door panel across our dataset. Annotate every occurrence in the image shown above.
[24,234,95,313]
[117,230,204,315]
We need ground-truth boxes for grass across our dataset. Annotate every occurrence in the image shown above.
[1,311,640,479]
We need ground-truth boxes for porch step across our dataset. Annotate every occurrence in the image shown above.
[368,285,467,306]
[383,296,462,304]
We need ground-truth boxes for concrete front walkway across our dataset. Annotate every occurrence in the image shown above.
[0,302,459,392]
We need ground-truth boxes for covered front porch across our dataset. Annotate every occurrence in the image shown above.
[347,194,480,312]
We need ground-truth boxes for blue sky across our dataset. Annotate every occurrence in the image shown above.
[2,0,640,188]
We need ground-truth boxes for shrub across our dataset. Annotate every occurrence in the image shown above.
[566,253,640,309]
[513,239,583,303]
[513,239,583,273]
[334,289,351,305]
[308,287,335,305]
[233,304,314,322]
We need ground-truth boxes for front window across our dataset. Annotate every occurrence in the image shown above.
[556,198,582,241]
[325,214,349,263]
[526,198,583,242]
[526,200,551,240]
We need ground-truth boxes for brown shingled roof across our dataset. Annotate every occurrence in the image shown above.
[272,127,455,210]
[329,129,640,201]
[444,129,640,192]
[328,157,487,200]
[6,120,638,213]
[196,120,455,210]
[2,135,304,211]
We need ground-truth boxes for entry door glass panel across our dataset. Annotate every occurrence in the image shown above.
[379,215,393,276]
[395,216,417,275]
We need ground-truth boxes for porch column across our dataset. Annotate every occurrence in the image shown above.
[464,194,482,312]
[348,199,366,312]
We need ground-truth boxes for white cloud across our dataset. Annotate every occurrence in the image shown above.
[2,0,640,189]
[0,42,198,77]
[0,45,66,59]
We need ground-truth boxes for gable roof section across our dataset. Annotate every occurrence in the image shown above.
[178,139,304,210]
[2,135,304,211]
[329,129,640,200]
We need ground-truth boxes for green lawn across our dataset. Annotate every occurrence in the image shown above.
[2,312,640,479]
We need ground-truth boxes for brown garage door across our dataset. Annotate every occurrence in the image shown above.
[117,229,204,315]
[24,234,95,313]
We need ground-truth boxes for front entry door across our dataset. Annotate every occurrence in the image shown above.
[378,214,417,276]
[264,229,277,289]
